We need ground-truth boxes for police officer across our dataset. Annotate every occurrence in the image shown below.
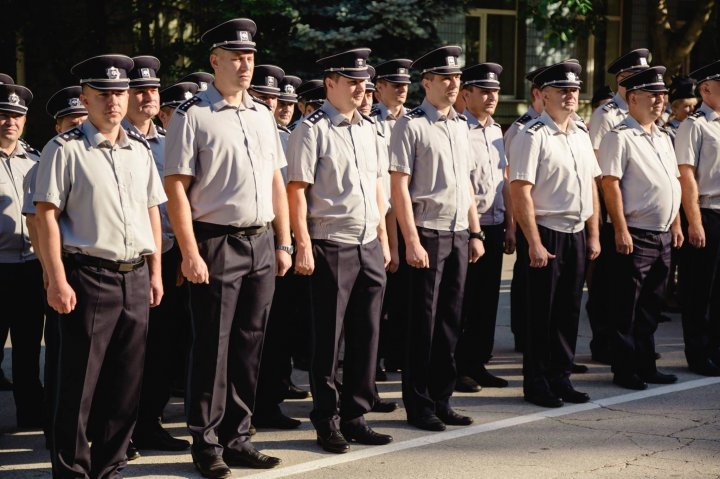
[359,65,376,115]
[598,66,683,390]
[675,59,720,377]
[47,86,89,132]
[164,18,290,476]
[666,76,698,142]
[157,81,199,129]
[286,47,392,453]
[178,71,215,92]
[455,62,512,393]
[249,64,284,111]
[509,60,601,408]
[275,74,302,148]
[293,79,325,123]
[0,81,46,430]
[34,53,165,478]
[591,85,615,114]
[586,48,651,364]
[390,46,484,431]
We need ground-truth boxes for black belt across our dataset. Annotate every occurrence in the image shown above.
[193,221,271,237]
[65,253,146,272]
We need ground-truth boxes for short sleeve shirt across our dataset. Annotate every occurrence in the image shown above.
[466,111,507,226]
[389,98,474,232]
[509,111,601,233]
[504,105,540,158]
[589,93,628,149]
[675,103,720,210]
[598,116,681,231]
[371,103,407,206]
[163,84,286,227]
[278,124,291,186]
[33,120,167,261]
[286,101,382,245]
[0,142,38,262]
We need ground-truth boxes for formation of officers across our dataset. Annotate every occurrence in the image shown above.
[1,14,720,479]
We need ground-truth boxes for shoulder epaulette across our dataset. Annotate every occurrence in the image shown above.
[360,112,375,124]
[277,124,290,133]
[689,109,706,120]
[610,124,629,134]
[404,106,425,120]
[53,127,84,145]
[156,125,166,136]
[457,113,467,122]
[126,128,151,150]
[287,121,298,131]
[526,121,545,134]
[369,106,381,117]
[515,113,533,125]
[251,95,271,110]
[19,138,40,156]
[602,101,619,112]
[177,96,201,115]
[303,109,328,127]
[491,122,502,129]
[575,120,588,132]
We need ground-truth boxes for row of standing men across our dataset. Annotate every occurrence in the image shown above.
[1,16,719,479]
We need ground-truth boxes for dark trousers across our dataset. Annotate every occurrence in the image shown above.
[44,304,60,451]
[456,224,505,372]
[608,228,670,376]
[680,208,720,366]
[518,226,586,395]
[402,228,468,420]
[309,239,386,433]
[510,249,527,350]
[136,244,191,428]
[53,261,149,479]
[186,226,276,460]
[585,222,614,358]
[0,322,9,377]
[379,232,411,370]
[256,270,311,418]
[0,260,45,425]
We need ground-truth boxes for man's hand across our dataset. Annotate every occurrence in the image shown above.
[181,252,210,284]
[276,250,292,277]
[469,238,485,263]
[47,280,76,314]
[406,240,429,268]
[528,242,556,268]
[688,222,705,248]
[294,244,315,275]
[504,227,516,254]
[586,235,601,261]
[615,228,633,255]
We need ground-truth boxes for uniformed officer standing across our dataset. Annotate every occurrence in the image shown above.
[675,59,720,377]
[598,66,683,390]
[178,71,215,93]
[157,81,199,129]
[665,76,698,142]
[164,18,291,477]
[359,65,376,115]
[454,62,512,393]
[586,49,651,364]
[286,47,392,453]
[120,56,192,453]
[47,87,89,132]
[34,54,165,478]
[0,82,46,430]
[275,74,302,151]
[390,45,485,431]
[248,64,285,112]
[509,61,601,408]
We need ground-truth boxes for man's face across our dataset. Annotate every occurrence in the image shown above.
[128,87,160,120]
[629,89,665,122]
[326,75,366,112]
[423,73,460,108]
[275,100,295,126]
[462,86,499,117]
[376,80,408,107]
[0,112,26,144]
[251,91,278,113]
[359,90,374,115]
[700,80,720,110]
[56,113,88,133]
[542,86,579,114]
[81,87,128,131]
[210,49,254,90]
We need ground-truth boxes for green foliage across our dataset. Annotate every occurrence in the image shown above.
[526,0,604,47]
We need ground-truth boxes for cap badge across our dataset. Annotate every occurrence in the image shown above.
[398,67,408,75]
[7,93,19,105]
[140,68,151,78]
[68,97,81,107]
[656,74,664,82]
[106,67,120,80]
[199,82,208,91]
[184,91,193,99]
[640,57,648,66]
[487,72,496,80]
[239,31,250,41]
[566,72,577,81]
[355,58,366,67]
[446,56,457,66]
[266,76,276,87]
[284,84,295,93]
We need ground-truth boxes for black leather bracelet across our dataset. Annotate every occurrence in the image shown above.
[469,230,486,241]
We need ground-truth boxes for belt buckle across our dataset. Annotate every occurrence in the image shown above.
[117,262,135,272]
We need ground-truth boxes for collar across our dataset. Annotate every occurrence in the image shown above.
[321,101,363,126]
[420,98,458,122]
[527,105,541,118]
[699,102,720,121]
[463,109,495,129]
[377,102,405,121]
[0,143,20,159]
[539,110,580,135]
[121,118,161,141]
[204,83,256,112]
[613,92,628,112]
[83,119,131,149]
[624,115,663,137]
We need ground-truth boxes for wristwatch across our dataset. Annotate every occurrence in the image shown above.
[276,244,295,255]
[469,230,486,241]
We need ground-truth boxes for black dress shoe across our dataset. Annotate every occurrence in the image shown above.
[253,412,301,429]
[284,382,310,400]
[375,368,388,382]
[571,363,589,374]
[454,375,481,393]
[689,359,720,377]
[383,361,402,373]
[0,373,12,391]
[316,430,350,454]
[640,371,678,384]
[408,415,446,431]
[193,455,232,479]
[371,398,399,413]
[126,441,141,461]
[552,386,590,403]
[340,423,393,445]
[472,367,509,388]
[133,424,190,451]
[524,391,563,408]
[437,409,473,426]
[613,373,648,390]
[223,446,282,469]
[655,352,662,359]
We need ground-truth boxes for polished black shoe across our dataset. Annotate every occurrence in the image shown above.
[408,414,446,431]
[253,412,301,429]
[126,441,141,461]
[613,373,648,390]
[655,352,662,360]
[223,446,282,469]
[375,367,388,382]
[640,371,678,384]
[437,409,473,426]
[472,367,509,388]
[689,359,720,377]
[194,455,232,479]
[524,391,563,408]
[316,430,350,454]
[133,424,190,451]
[553,386,590,403]
[454,375,481,393]
[284,382,310,400]
[0,372,12,391]
[371,398,399,413]
[340,423,393,445]
[571,363,589,374]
